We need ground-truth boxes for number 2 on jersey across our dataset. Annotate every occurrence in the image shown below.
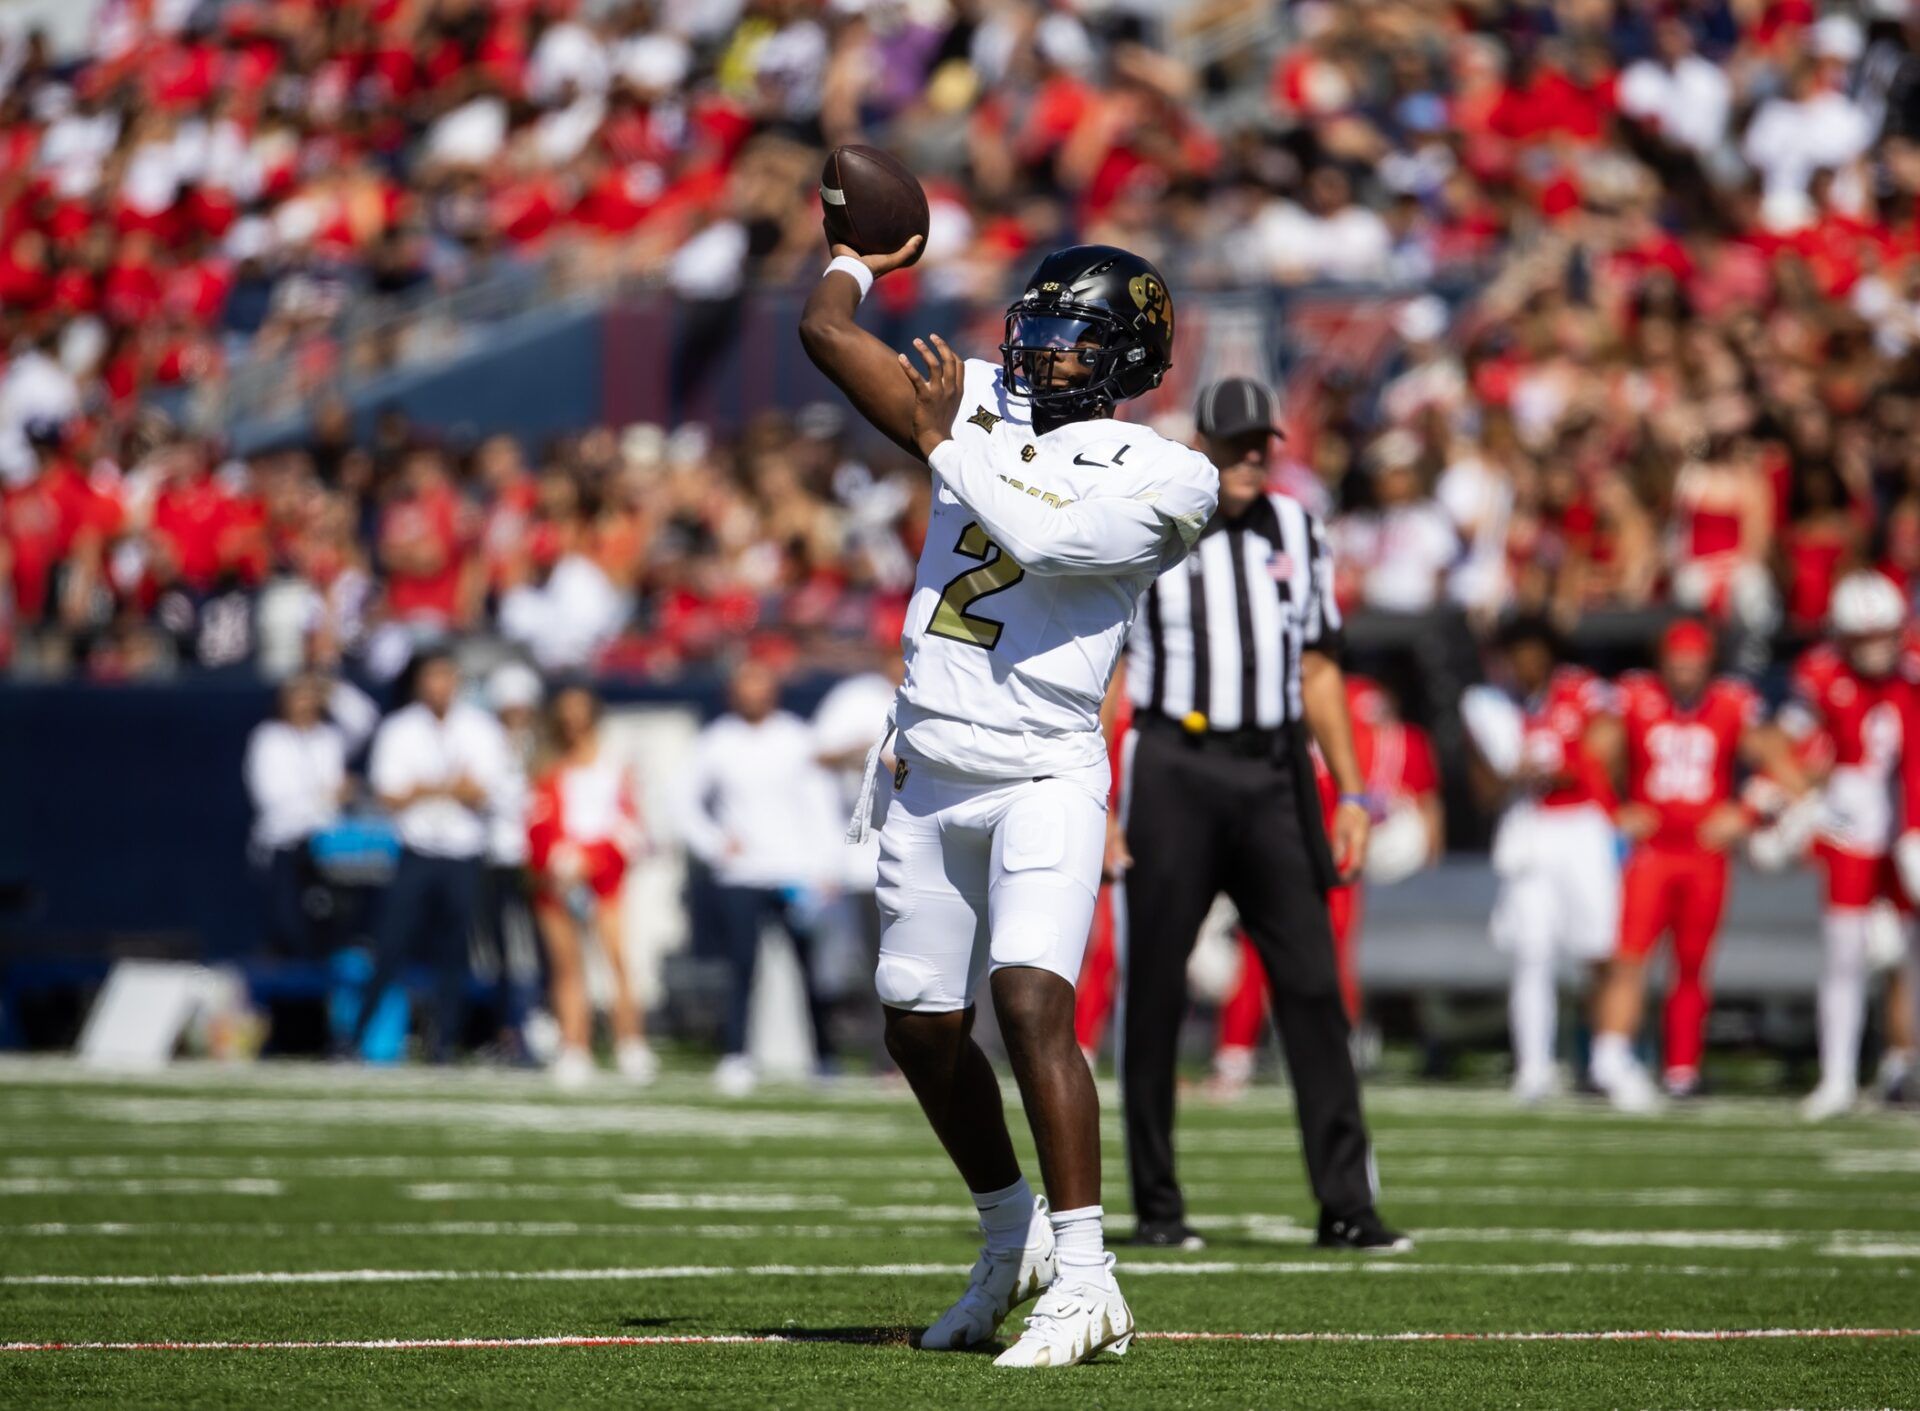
[928,521,1024,650]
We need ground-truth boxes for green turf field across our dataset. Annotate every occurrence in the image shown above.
[2,1057,1917,1409]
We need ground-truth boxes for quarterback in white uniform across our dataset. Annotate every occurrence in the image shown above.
[801,237,1216,1368]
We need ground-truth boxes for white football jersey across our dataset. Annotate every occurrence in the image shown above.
[893,358,1219,779]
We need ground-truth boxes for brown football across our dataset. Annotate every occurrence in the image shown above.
[820,145,929,265]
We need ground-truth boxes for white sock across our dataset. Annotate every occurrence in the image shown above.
[1590,1031,1633,1082]
[1510,948,1557,1079]
[1050,1204,1111,1284]
[1819,910,1870,1093]
[971,1177,1034,1256]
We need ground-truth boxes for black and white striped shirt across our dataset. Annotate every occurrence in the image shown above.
[1126,492,1341,730]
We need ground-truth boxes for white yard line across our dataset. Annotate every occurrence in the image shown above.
[5,1327,1917,1353]
[0,1153,954,1178]
[613,1193,852,1212]
[28,1094,917,1145]
[0,1221,956,1240]
[0,1259,1875,1289]
[1822,1239,1920,1259]
[1825,1151,1920,1174]
[10,1218,1913,1256]
[1360,1185,1920,1211]
[7,1055,1912,1134]
[0,1178,283,1197]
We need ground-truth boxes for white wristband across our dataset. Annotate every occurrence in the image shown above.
[825,255,874,302]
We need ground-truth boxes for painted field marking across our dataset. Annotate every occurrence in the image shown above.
[1353,1185,1920,1211]
[1825,1240,1920,1259]
[8,1056,1909,1138]
[0,1221,959,1241]
[1,1154,962,1179]
[27,1094,923,1146]
[7,1219,1917,1258]
[0,1178,283,1197]
[5,1327,1919,1354]
[1,1259,1887,1289]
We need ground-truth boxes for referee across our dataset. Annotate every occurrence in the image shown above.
[1118,377,1410,1252]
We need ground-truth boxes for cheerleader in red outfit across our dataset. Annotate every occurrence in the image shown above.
[528,684,655,1087]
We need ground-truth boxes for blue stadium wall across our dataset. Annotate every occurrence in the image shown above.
[0,673,840,968]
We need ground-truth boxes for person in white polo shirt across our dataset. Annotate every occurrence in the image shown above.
[355,646,505,1062]
[679,659,844,1095]
[244,671,355,955]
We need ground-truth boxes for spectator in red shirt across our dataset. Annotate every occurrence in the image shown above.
[379,445,476,629]
[149,442,237,595]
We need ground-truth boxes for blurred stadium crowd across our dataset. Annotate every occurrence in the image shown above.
[11,0,1920,679]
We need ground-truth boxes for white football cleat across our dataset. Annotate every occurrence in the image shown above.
[550,1047,595,1090]
[712,1054,757,1098]
[616,1041,659,1085]
[1800,1081,1857,1122]
[992,1257,1134,1369]
[1511,1065,1561,1106]
[1592,1058,1663,1114]
[921,1198,1055,1351]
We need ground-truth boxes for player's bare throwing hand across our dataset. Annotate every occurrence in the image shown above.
[800,236,1217,1368]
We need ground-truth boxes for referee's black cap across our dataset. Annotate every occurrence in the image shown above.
[1195,377,1285,441]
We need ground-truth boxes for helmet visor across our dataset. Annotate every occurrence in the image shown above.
[1003,313,1112,396]
[1005,313,1107,351]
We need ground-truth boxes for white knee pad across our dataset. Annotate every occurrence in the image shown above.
[875,953,959,1011]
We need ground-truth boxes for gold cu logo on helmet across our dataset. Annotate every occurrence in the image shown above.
[1128,274,1170,335]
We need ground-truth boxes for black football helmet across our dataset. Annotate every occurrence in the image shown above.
[1001,245,1174,422]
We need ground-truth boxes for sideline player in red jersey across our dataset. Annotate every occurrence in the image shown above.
[1462,616,1621,1103]
[1210,677,1441,1093]
[1588,620,1805,1110]
[1790,572,1920,1119]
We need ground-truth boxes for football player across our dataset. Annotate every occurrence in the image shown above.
[1588,620,1805,1111]
[1783,572,1920,1120]
[1462,616,1621,1103]
[800,235,1217,1366]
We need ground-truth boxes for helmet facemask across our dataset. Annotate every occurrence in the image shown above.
[1001,304,1152,422]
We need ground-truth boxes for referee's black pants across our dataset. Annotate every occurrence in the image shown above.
[1121,727,1375,1225]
